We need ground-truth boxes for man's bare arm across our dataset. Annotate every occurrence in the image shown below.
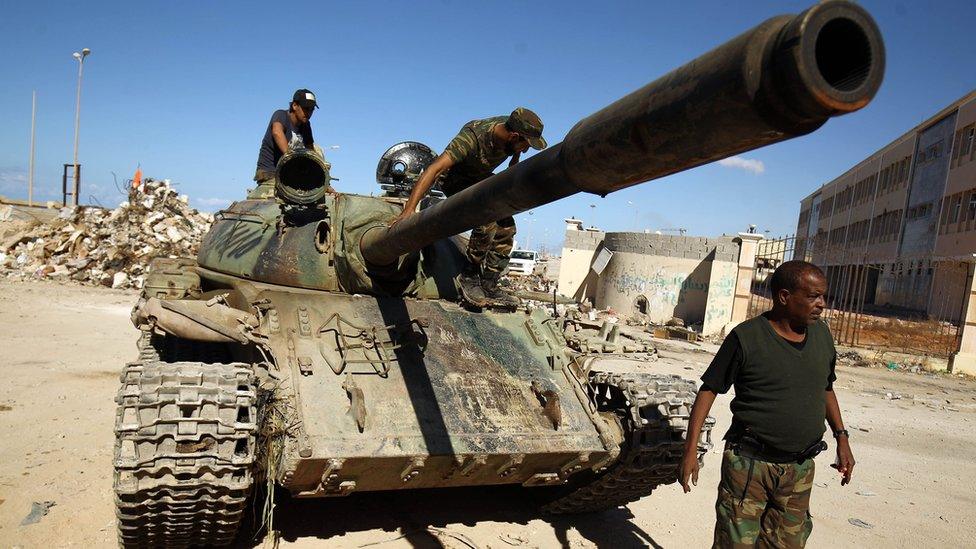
[393,153,455,224]
[679,388,717,493]
[826,389,855,485]
[508,151,521,168]
[271,121,290,155]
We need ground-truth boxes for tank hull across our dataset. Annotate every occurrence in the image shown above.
[206,279,619,494]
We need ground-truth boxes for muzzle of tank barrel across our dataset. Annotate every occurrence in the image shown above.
[360,0,884,267]
[275,149,331,206]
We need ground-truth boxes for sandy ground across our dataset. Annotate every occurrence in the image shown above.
[1,280,974,548]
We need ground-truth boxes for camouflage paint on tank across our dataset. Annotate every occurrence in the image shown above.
[242,287,609,494]
[197,195,462,300]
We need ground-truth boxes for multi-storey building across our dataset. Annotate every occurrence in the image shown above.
[794,90,976,322]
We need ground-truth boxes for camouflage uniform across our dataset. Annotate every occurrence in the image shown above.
[248,169,276,199]
[441,116,517,276]
[713,447,815,548]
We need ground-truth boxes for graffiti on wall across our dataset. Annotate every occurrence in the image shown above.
[610,268,710,307]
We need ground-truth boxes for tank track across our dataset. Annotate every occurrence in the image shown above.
[542,372,713,514]
[113,350,258,548]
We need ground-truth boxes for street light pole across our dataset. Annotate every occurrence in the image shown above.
[71,47,90,206]
[29,90,36,207]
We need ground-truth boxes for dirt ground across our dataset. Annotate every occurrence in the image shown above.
[1,280,974,548]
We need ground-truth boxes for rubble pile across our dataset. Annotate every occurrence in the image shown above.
[0,179,213,289]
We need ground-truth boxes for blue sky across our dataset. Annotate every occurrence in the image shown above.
[1,0,973,253]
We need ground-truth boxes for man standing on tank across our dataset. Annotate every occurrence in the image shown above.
[250,89,319,199]
[393,108,547,307]
[679,260,856,549]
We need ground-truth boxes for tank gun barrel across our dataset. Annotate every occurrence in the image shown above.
[361,1,884,266]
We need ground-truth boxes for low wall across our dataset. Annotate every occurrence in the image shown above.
[593,233,739,334]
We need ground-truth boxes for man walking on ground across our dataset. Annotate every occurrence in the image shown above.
[250,89,319,199]
[392,108,547,307]
[679,260,855,548]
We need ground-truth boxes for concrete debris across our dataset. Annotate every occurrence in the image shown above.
[0,179,212,290]
[652,325,702,343]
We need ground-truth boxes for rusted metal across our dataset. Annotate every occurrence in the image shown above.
[133,296,256,343]
[361,0,884,266]
[275,149,331,205]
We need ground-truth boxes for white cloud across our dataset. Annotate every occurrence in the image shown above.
[718,155,765,175]
[193,197,233,211]
[0,168,29,196]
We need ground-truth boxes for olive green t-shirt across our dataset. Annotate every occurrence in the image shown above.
[440,116,511,196]
[701,313,837,453]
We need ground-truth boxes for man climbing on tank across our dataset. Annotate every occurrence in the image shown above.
[250,89,319,199]
[392,107,547,307]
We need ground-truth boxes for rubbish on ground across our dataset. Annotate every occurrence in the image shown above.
[20,500,55,526]
[0,179,212,290]
[848,518,874,529]
[856,490,877,497]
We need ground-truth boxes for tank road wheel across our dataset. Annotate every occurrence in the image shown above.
[113,358,258,547]
[541,372,713,514]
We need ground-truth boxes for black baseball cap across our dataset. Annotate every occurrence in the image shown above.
[292,89,318,111]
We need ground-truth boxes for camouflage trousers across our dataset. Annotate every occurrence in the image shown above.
[713,446,815,548]
[248,169,276,199]
[466,216,516,276]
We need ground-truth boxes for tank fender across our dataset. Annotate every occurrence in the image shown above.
[132,296,258,343]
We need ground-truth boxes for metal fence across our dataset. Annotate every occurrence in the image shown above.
[747,235,964,357]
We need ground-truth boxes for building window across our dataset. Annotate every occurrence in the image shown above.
[968,193,976,221]
[962,126,975,160]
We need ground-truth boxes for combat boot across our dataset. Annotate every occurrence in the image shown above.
[481,273,520,308]
[456,263,488,307]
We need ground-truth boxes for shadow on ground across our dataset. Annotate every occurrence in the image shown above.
[235,484,663,548]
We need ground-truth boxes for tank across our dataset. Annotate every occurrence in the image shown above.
[113,2,884,546]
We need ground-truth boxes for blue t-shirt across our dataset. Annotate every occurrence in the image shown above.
[256,109,314,172]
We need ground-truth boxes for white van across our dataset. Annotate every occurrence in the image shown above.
[508,249,539,276]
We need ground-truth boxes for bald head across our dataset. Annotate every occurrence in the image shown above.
[770,261,825,295]
[769,260,827,326]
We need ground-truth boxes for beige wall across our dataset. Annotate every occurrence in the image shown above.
[557,228,750,335]
[556,220,604,303]
[596,252,744,336]
[703,260,738,335]
[557,245,601,303]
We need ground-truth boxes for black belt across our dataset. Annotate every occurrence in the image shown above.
[730,436,827,464]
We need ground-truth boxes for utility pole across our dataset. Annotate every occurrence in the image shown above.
[29,91,36,207]
[71,47,91,206]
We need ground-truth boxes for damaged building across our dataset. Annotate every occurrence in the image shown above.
[794,89,976,373]
[557,218,762,336]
